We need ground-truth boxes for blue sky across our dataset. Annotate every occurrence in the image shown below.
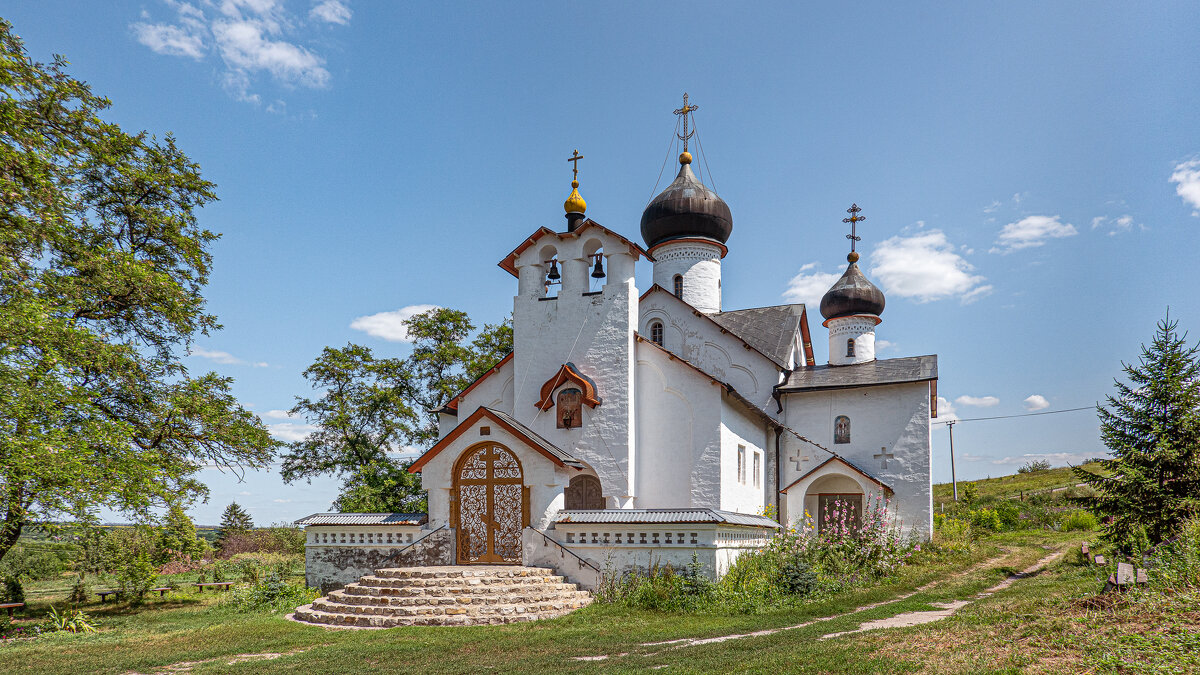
[8,1,1200,525]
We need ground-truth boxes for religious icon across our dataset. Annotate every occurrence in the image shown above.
[557,388,583,429]
[834,415,850,444]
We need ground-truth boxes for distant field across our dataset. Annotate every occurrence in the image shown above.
[932,461,1108,507]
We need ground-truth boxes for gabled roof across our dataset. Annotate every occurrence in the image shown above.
[711,303,814,368]
[497,219,652,278]
[639,284,792,369]
[777,355,938,393]
[407,406,584,473]
[556,508,780,528]
[295,513,427,527]
[438,352,514,415]
[535,362,601,410]
[779,455,894,495]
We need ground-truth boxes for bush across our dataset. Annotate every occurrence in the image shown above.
[1148,517,1200,590]
[968,507,1004,531]
[223,576,318,614]
[42,607,97,634]
[0,542,77,581]
[2,578,24,605]
[1018,460,1052,474]
[215,528,305,558]
[68,575,89,605]
[1061,510,1099,532]
[933,515,972,552]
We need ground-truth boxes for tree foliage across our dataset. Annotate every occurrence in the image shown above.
[156,504,204,563]
[0,20,275,565]
[1075,313,1200,548]
[281,308,511,512]
[216,501,254,550]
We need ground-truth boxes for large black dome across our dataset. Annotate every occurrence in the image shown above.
[819,261,886,320]
[640,160,732,249]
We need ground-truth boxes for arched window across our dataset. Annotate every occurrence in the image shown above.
[846,338,855,357]
[556,388,583,429]
[649,321,664,346]
[673,274,683,298]
[834,415,850,444]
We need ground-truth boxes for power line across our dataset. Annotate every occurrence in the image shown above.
[933,405,1095,425]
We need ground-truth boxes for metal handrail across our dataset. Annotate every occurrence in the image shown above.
[381,524,448,566]
[527,526,601,575]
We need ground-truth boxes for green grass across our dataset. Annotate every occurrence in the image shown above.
[933,462,1108,508]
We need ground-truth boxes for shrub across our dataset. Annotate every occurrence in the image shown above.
[933,515,972,552]
[968,507,1004,531]
[68,575,90,605]
[42,607,97,634]
[215,528,305,558]
[223,575,317,614]
[112,550,158,602]
[1061,510,1099,532]
[1148,517,1200,590]
[1018,460,1052,474]
[2,578,24,605]
[0,542,76,581]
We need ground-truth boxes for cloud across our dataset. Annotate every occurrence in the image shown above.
[189,347,269,367]
[991,452,1094,467]
[263,409,300,419]
[1023,394,1050,411]
[983,200,1001,214]
[273,498,292,503]
[875,339,895,352]
[936,396,959,422]
[267,422,318,442]
[782,263,841,307]
[350,304,440,342]
[129,0,346,104]
[1170,158,1200,215]
[238,490,252,496]
[869,230,992,303]
[310,0,351,24]
[1091,214,1141,236]
[991,215,1078,253]
[955,395,999,408]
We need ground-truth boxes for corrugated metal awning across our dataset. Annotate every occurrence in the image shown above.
[294,513,428,527]
[555,508,779,528]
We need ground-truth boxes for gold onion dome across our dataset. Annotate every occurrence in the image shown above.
[564,179,587,214]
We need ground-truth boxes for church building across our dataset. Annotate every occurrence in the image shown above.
[298,101,938,591]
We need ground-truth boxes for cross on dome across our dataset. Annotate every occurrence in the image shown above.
[563,148,587,217]
[673,93,699,162]
[843,203,865,262]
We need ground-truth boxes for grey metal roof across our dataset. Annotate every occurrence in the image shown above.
[555,508,780,528]
[711,304,804,369]
[777,355,937,393]
[295,513,427,527]
[483,407,586,469]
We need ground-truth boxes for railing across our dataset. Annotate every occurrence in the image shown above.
[382,524,448,566]
[528,526,601,576]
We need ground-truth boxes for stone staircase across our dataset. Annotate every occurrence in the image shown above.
[291,565,592,628]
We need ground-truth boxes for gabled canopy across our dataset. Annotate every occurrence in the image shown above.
[496,219,652,278]
[535,362,601,411]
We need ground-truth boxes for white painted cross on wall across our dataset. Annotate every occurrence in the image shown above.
[874,446,895,469]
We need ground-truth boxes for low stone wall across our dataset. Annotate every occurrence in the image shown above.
[548,522,772,579]
[304,526,455,593]
[522,528,602,591]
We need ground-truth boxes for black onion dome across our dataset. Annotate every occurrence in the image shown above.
[640,161,733,249]
[819,262,886,320]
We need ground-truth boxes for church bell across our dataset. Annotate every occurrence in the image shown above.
[546,260,561,281]
[590,255,605,279]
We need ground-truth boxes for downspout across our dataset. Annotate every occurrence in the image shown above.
[774,426,784,525]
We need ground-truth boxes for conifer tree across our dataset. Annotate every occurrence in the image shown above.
[1075,313,1200,548]
[157,504,204,562]
[215,502,253,549]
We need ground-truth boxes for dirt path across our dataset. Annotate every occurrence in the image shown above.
[571,547,1039,662]
[123,649,309,674]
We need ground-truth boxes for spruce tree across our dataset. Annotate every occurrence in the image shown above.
[215,502,254,550]
[1076,313,1200,548]
[157,504,204,563]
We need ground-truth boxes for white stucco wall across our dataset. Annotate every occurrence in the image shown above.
[779,380,933,539]
[719,392,770,515]
[826,315,879,366]
[650,240,723,313]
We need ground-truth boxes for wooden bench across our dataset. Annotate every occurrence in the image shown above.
[195,582,234,593]
[0,602,23,618]
[97,590,119,603]
[149,587,173,597]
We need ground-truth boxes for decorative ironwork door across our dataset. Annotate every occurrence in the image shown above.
[452,443,528,564]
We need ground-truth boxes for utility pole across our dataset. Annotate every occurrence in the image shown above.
[948,420,958,501]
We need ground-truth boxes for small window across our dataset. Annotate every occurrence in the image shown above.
[846,338,855,357]
[737,445,746,484]
[650,321,664,346]
[753,451,761,488]
[556,388,583,429]
[673,274,683,298]
[834,415,850,444]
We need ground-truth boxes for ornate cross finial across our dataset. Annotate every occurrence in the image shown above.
[843,203,865,254]
[673,93,699,153]
[567,149,584,182]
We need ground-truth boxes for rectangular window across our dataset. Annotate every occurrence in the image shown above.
[753,451,761,488]
[737,445,746,484]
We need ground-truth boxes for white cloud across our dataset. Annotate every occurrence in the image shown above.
[310,0,351,24]
[869,230,992,303]
[189,347,269,367]
[1023,394,1050,411]
[263,409,300,419]
[273,498,292,503]
[238,490,252,496]
[1091,214,1140,236]
[936,396,959,422]
[955,395,999,408]
[129,0,345,104]
[991,452,1093,467]
[782,263,841,307]
[267,422,318,442]
[991,215,1078,253]
[983,200,1001,213]
[875,339,895,352]
[350,304,440,342]
[1170,158,1200,215]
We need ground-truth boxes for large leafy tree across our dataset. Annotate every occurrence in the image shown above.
[0,21,275,563]
[1076,313,1200,547]
[281,308,511,512]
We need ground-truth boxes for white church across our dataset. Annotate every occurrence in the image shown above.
[297,105,938,592]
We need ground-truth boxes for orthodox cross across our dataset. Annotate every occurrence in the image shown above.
[843,203,865,253]
[874,446,895,469]
[673,93,699,152]
[567,149,584,181]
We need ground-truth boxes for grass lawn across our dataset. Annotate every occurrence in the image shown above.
[1,531,1194,674]
[932,463,1107,509]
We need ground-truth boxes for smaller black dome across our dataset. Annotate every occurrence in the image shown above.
[640,161,732,249]
[819,262,885,320]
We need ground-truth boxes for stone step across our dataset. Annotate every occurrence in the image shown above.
[341,579,577,597]
[326,588,591,607]
[309,596,590,618]
[372,566,557,580]
[352,574,566,589]
[293,603,582,628]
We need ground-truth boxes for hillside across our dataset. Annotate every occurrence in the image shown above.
[932,461,1107,508]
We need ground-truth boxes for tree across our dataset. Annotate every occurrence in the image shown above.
[0,21,275,565]
[280,308,511,512]
[1075,313,1200,548]
[215,502,253,550]
[156,504,204,563]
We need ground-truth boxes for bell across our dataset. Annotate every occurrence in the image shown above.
[590,255,605,279]
[546,260,561,281]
